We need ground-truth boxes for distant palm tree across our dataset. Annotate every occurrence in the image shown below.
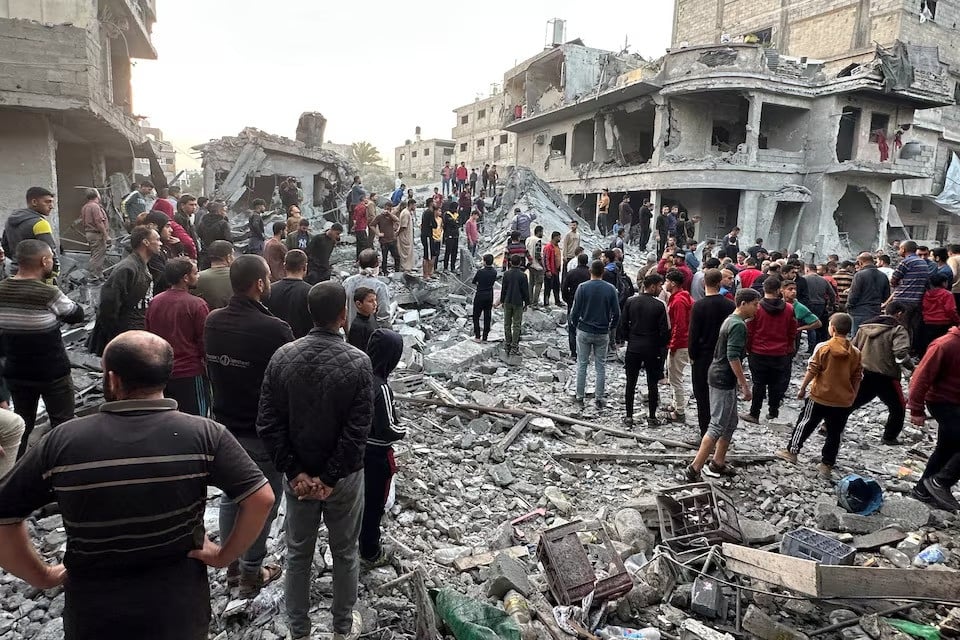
[351,141,383,169]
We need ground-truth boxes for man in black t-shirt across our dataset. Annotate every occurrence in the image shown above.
[0,331,274,640]
[472,254,499,341]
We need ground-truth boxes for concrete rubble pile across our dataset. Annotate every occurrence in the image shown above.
[3,177,960,640]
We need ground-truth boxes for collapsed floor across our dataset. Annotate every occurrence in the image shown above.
[2,173,959,640]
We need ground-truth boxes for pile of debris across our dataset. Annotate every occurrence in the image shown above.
[4,170,960,640]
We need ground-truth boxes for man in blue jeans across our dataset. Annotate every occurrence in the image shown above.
[569,260,621,412]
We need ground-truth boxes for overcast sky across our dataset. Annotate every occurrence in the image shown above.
[132,1,675,170]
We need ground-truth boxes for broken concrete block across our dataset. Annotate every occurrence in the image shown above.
[471,390,500,407]
[485,552,533,598]
[488,463,515,488]
[838,512,897,534]
[879,496,932,530]
[860,614,912,640]
[544,487,573,515]
[739,518,778,545]
[535,372,554,383]
[742,605,810,640]
[681,618,736,640]
[614,508,655,553]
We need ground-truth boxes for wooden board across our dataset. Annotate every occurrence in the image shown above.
[818,565,960,600]
[452,545,529,572]
[557,450,776,463]
[721,544,820,596]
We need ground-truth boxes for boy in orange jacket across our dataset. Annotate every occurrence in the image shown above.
[776,313,862,478]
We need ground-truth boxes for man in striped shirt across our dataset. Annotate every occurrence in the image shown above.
[0,331,274,640]
[890,240,932,352]
[0,240,84,458]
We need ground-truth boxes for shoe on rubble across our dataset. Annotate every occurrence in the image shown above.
[333,611,363,640]
[684,464,702,483]
[923,477,960,513]
[775,449,798,464]
[739,413,760,425]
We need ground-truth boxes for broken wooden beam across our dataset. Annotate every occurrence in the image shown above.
[452,545,529,572]
[395,395,696,449]
[491,415,533,462]
[722,543,960,602]
[556,450,777,464]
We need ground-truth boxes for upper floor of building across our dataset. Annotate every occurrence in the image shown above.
[672,0,960,75]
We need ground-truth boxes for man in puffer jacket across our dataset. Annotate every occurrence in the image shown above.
[850,301,912,444]
[2,187,59,279]
[257,281,372,640]
[360,329,406,568]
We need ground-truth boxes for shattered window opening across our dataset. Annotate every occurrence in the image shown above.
[459,143,467,152]
[500,134,509,144]
[836,107,861,162]
[423,148,430,156]
[478,109,486,120]
[869,113,890,142]
[550,133,568,155]
[461,115,469,125]
[571,119,595,166]
[412,151,417,158]
[477,139,485,148]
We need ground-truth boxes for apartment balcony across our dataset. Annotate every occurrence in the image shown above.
[104,0,157,59]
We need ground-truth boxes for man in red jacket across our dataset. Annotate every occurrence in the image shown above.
[455,162,468,192]
[658,251,693,291]
[909,326,960,512]
[666,270,693,422]
[742,277,798,423]
[542,231,562,307]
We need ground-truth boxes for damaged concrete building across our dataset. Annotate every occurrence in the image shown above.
[503,7,959,257]
[194,113,358,216]
[0,0,157,236]
[452,89,516,169]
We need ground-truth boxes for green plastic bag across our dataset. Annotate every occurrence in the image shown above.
[884,618,942,640]
[434,588,522,640]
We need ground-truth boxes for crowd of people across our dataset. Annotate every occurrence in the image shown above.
[1,179,960,638]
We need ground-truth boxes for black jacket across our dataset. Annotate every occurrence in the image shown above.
[443,211,461,239]
[87,253,152,356]
[847,265,891,318]
[257,328,373,486]
[562,266,590,305]
[197,214,231,250]
[472,266,498,299]
[205,296,293,437]
[499,267,530,306]
[367,329,406,450]
[266,278,313,338]
[688,294,736,362]
[306,233,337,284]
[620,293,670,354]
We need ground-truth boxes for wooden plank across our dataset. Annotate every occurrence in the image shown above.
[817,565,960,600]
[395,395,696,449]
[555,450,776,464]
[452,545,529,572]
[491,415,534,461]
[721,544,820,596]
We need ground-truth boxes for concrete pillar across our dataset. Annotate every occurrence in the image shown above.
[0,112,58,237]
[202,162,216,198]
[738,190,761,243]
[746,93,762,165]
[652,95,667,165]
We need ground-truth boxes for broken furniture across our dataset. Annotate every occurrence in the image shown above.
[722,543,960,601]
[536,520,632,606]
[656,483,743,550]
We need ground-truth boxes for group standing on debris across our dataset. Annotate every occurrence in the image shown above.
[1,177,960,639]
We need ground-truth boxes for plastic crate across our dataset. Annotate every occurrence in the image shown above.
[656,483,743,550]
[536,520,633,606]
[780,527,856,565]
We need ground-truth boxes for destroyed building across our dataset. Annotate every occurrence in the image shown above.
[0,0,157,236]
[193,113,358,215]
[502,18,958,257]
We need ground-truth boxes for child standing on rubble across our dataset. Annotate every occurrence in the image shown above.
[776,313,863,479]
[360,329,407,568]
[347,287,378,352]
